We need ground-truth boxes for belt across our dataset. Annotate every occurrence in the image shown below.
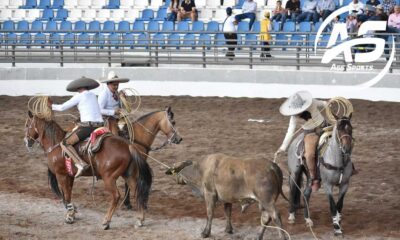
[79,121,104,127]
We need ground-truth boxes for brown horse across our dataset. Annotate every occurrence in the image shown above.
[122,106,183,210]
[24,110,153,230]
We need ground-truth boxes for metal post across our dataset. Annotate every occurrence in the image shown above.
[202,46,206,68]
[249,47,253,69]
[12,45,16,67]
[155,45,159,67]
[296,47,300,70]
[108,45,111,67]
[60,45,64,67]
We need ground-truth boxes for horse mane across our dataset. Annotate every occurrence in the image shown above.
[39,118,66,146]
[135,111,162,123]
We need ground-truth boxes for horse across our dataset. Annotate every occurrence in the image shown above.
[24,110,153,230]
[287,115,354,236]
[121,106,183,210]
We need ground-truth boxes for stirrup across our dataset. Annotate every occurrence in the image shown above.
[75,164,89,178]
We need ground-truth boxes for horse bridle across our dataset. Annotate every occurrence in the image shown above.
[25,116,60,154]
[335,119,354,156]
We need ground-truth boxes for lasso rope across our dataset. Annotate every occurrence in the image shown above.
[118,88,142,143]
[326,97,354,124]
[260,218,292,240]
[27,96,53,120]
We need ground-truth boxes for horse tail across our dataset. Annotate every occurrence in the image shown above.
[47,169,65,204]
[128,147,153,210]
[271,162,290,202]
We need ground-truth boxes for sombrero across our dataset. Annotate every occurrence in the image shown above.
[100,71,130,84]
[66,76,99,92]
[279,91,313,116]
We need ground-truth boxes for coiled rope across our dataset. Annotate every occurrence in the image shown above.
[27,96,53,120]
[118,88,142,143]
[326,97,354,124]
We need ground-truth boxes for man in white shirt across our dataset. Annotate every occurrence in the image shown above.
[98,71,129,135]
[348,0,365,15]
[234,0,257,30]
[223,7,238,59]
[51,77,104,178]
[275,91,328,192]
[296,0,318,23]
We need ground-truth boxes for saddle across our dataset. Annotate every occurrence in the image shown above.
[81,127,113,156]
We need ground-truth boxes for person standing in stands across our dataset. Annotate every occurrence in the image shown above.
[260,11,272,59]
[223,7,238,60]
[296,0,318,23]
[166,0,179,22]
[235,0,257,30]
[178,0,197,22]
[284,0,301,23]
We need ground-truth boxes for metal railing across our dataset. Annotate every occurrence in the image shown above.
[0,30,399,70]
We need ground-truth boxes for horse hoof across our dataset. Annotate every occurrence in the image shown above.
[135,220,143,227]
[334,229,343,236]
[305,218,313,227]
[225,228,233,234]
[288,213,295,224]
[201,231,210,238]
[65,216,74,224]
[103,222,110,230]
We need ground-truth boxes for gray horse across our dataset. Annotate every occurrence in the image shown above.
[287,116,354,236]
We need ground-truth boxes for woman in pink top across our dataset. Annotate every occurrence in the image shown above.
[388,5,400,31]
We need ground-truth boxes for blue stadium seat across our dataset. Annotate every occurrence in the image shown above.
[275,34,288,50]
[206,21,219,32]
[50,33,61,46]
[161,21,174,32]
[192,21,204,32]
[78,32,91,48]
[60,20,72,32]
[290,34,304,46]
[163,0,171,8]
[39,9,54,20]
[167,33,180,49]
[122,33,135,49]
[237,21,249,33]
[93,32,106,48]
[183,33,196,48]
[20,33,32,46]
[103,20,115,33]
[31,20,43,32]
[244,33,257,49]
[34,33,46,47]
[306,34,316,46]
[138,9,154,21]
[176,21,189,32]
[45,20,58,32]
[235,0,245,8]
[54,9,68,21]
[20,0,37,9]
[74,20,87,32]
[197,33,211,49]
[37,0,51,9]
[5,33,17,44]
[52,0,64,8]
[342,0,352,5]
[319,34,330,47]
[108,32,120,48]
[88,20,101,32]
[17,20,30,32]
[103,0,120,9]
[137,33,149,48]
[133,20,145,31]
[283,22,295,32]
[313,22,322,32]
[298,22,311,32]
[63,32,75,48]
[152,33,165,47]
[251,21,260,32]
[3,20,15,31]
[154,8,167,21]
[118,21,131,32]
[147,20,159,32]
[215,33,225,46]
[272,21,280,32]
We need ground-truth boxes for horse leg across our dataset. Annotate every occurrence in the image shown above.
[102,177,121,230]
[332,183,349,236]
[223,203,233,234]
[288,169,301,224]
[56,174,76,224]
[125,175,145,227]
[303,172,313,227]
[123,182,133,210]
[201,191,217,238]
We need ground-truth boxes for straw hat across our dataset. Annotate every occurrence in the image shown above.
[66,76,99,92]
[264,11,270,18]
[100,71,130,84]
[279,91,313,116]
[376,4,383,10]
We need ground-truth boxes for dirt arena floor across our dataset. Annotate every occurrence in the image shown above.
[0,95,399,240]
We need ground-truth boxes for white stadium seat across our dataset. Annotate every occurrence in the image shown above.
[0,9,13,21]
[124,8,139,21]
[214,8,226,22]
[134,0,149,8]
[120,0,134,9]
[81,9,96,21]
[69,9,82,21]
[196,0,206,8]
[92,0,107,8]
[65,0,78,8]
[110,9,125,21]
[25,9,40,20]
[222,0,235,7]
[0,0,9,9]
[150,0,163,9]
[206,0,220,8]
[8,0,24,9]
[255,0,266,8]
[77,0,92,8]
[198,8,213,21]
[97,9,111,21]
[11,9,26,21]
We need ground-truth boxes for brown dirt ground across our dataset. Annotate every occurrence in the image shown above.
[0,95,399,240]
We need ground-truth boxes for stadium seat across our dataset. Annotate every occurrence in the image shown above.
[68,9,82,21]
[298,21,311,32]
[162,0,171,8]
[244,33,257,48]
[135,0,149,8]
[97,9,111,21]
[74,20,86,32]
[11,9,26,21]
[20,32,32,46]
[133,20,145,31]
[37,0,51,9]
[78,32,91,48]
[103,0,120,9]
[6,33,18,44]
[183,33,196,48]
[150,0,163,9]
[120,0,133,9]
[0,9,13,21]
[152,33,165,47]
[52,0,64,8]
[88,20,101,32]
[103,20,116,32]
[17,20,30,31]
[275,34,288,50]
[255,0,265,7]
[111,9,125,21]
[31,20,43,32]
[20,0,37,9]
[138,9,154,21]
[9,0,24,9]
[0,0,9,8]
[161,21,174,32]
[198,8,212,21]
[137,33,149,48]
[93,32,106,48]
[319,34,330,47]
[205,0,219,8]
[222,0,235,6]
[167,33,180,49]
[192,21,204,32]
[25,9,40,20]
[45,20,58,32]
[64,0,77,8]
[77,0,91,8]
[206,21,219,32]
[63,32,76,47]
[54,8,68,20]
[272,21,280,32]
[49,33,62,46]
[121,33,135,48]
[154,8,167,21]
[60,20,72,32]
[214,33,225,46]
[92,0,106,8]
[81,9,96,21]
[290,34,304,46]
[313,22,322,32]
[214,9,226,22]
[283,22,295,32]
[34,32,46,47]
[38,8,54,20]
[124,9,140,21]
[237,21,249,33]
[176,21,189,32]
[117,20,131,32]
[195,0,206,8]
[147,20,159,32]
[3,20,16,31]
[197,33,211,49]
[235,0,245,8]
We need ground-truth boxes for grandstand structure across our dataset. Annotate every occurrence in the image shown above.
[0,0,399,71]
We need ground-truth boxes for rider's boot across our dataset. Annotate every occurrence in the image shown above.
[304,133,320,192]
[61,133,89,178]
[352,163,359,175]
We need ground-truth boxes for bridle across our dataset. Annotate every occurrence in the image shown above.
[335,118,354,156]
[25,116,60,154]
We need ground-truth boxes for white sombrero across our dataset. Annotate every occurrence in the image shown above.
[100,71,130,84]
[279,91,313,116]
[66,76,99,92]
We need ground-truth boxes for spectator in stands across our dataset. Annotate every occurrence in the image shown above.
[326,15,340,32]
[348,0,365,15]
[346,12,358,33]
[234,0,257,30]
[167,0,179,22]
[388,5,400,32]
[260,11,272,59]
[223,7,238,60]
[366,0,380,6]
[296,0,318,23]
[284,0,301,22]
[272,1,286,22]
[316,0,336,21]
[359,4,377,21]
[381,0,396,14]
[370,4,388,20]
[178,0,197,22]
